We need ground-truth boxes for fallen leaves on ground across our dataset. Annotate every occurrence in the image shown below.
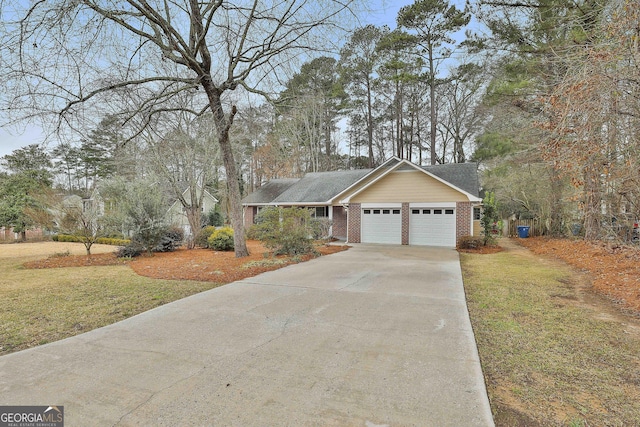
[517,237,640,314]
[23,240,349,284]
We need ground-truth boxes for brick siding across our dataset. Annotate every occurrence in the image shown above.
[347,203,361,243]
[401,203,410,245]
[456,202,473,245]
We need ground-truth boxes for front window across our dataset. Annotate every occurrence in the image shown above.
[474,207,481,220]
[311,206,328,218]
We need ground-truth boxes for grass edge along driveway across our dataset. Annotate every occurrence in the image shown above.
[0,243,220,356]
[460,243,640,427]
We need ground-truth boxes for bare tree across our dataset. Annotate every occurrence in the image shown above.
[143,111,218,249]
[1,0,359,257]
[439,62,487,163]
[59,196,104,256]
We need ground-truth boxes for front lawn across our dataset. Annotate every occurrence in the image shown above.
[0,243,219,355]
[461,240,640,426]
[1,241,346,356]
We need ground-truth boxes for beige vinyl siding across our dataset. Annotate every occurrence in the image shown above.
[351,170,469,203]
[473,220,482,236]
[332,164,395,202]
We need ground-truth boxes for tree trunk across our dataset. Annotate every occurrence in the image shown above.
[583,165,601,240]
[548,164,564,236]
[184,206,202,250]
[429,42,437,165]
[366,77,375,168]
[202,82,249,258]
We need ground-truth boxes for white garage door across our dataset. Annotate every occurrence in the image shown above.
[409,208,456,247]
[361,208,402,244]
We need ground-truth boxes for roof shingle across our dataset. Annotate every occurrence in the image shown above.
[242,179,299,204]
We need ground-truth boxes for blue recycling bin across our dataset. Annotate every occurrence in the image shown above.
[517,226,530,238]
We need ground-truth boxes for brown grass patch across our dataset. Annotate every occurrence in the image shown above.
[461,239,640,426]
[517,237,640,314]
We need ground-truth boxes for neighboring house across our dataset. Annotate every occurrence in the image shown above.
[58,183,218,238]
[53,193,104,230]
[164,182,219,237]
[242,157,482,248]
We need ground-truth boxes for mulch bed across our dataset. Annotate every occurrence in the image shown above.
[517,237,640,314]
[23,240,349,284]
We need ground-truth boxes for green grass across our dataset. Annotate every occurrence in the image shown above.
[0,247,220,355]
[461,248,640,426]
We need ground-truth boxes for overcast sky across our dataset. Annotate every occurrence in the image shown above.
[0,0,422,159]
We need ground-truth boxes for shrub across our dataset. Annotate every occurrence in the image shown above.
[195,226,217,248]
[96,237,131,246]
[52,234,131,246]
[251,207,316,256]
[207,227,234,251]
[457,236,485,249]
[206,210,224,227]
[56,234,77,242]
[153,227,184,252]
[116,244,143,258]
[481,191,499,246]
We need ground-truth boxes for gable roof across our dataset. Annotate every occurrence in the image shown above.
[242,159,481,206]
[338,159,481,203]
[272,169,372,204]
[163,181,219,206]
[423,162,480,198]
[242,178,299,204]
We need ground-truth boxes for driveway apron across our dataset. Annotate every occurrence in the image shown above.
[0,244,494,426]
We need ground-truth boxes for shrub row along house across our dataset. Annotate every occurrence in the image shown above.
[243,158,482,247]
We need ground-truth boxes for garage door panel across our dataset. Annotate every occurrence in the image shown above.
[361,208,402,244]
[410,208,456,247]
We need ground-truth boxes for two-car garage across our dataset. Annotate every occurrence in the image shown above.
[360,204,457,247]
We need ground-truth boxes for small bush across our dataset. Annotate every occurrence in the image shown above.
[153,227,184,252]
[96,237,131,246]
[53,234,130,246]
[116,244,143,258]
[208,227,234,251]
[457,236,485,249]
[56,234,77,243]
[206,210,224,227]
[195,226,217,248]
[251,207,316,256]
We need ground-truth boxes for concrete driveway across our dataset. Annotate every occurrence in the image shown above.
[0,244,493,427]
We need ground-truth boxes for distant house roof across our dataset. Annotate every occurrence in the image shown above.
[242,178,299,204]
[160,181,218,206]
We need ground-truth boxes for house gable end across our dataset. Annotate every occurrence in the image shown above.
[339,159,481,204]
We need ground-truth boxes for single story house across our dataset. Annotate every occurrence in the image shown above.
[242,157,482,247]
